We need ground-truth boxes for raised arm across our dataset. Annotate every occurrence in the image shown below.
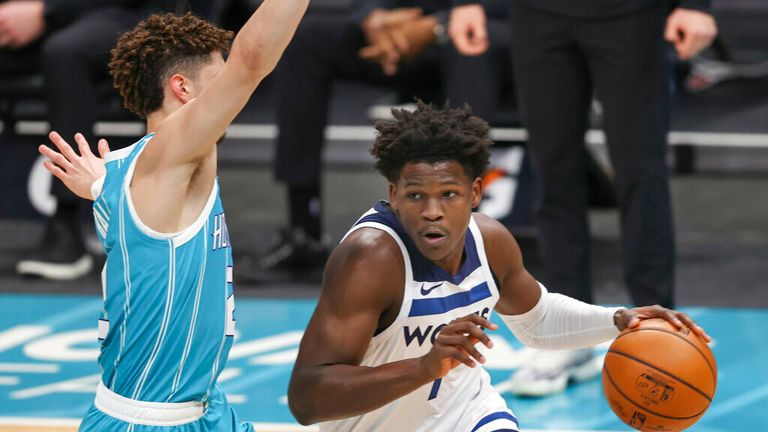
[151,0,309,167]
[288,228,495,425]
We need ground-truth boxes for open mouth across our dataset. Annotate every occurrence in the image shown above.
[421,231,447,245]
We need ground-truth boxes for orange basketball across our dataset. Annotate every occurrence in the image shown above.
[602,318,717,431]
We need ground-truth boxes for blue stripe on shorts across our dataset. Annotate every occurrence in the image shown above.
[471,411,519,432]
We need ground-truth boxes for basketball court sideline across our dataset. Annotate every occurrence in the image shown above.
[0,294,765,431]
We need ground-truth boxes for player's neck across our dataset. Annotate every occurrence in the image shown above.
[146,99,184,133]
[146,110,170,134]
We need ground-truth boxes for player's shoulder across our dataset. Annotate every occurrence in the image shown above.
[321,227,404,306]
[473,212,513,241]
[473,212,523,271]
[333,226,402,269]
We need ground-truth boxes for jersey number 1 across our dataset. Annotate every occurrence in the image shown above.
[427,378,442,401]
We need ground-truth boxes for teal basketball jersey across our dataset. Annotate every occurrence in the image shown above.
[82,134,252,431]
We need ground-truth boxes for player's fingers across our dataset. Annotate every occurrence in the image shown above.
[39,144,74,172]
[436,334,486,364]
[448,348,476,368]
[661,309,686,330]
[75,133,94,158]
[454,314,498,331]
[38,143,55,159]
[450,321,493,348]
[676,313,712,342]
[457,339,486,364]
[48,131,79,162]
[626,316,641,329]
[43,159,68,182]
[695,326,712,343]
[98,139,111,158]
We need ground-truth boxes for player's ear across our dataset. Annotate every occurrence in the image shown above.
[169,73,193,104]
[471,177,483,208]
[389,182,399,209]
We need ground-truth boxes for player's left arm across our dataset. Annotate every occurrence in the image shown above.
[38,132,111,200]
[475,213,711,348]
[148,0,309,169]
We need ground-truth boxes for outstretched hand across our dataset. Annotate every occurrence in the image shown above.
[420,314,497,379]
[38,132,111,200]
[614,305,711,343]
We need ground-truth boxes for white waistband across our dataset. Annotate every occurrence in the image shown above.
[95,381,205,426]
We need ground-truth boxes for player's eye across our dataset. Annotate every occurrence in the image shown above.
[443,191,457,199]
[407,193,422,200]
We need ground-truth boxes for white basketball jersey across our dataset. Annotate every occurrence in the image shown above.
[319,201,519,432]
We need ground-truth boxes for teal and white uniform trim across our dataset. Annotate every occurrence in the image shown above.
[81,134,252,431]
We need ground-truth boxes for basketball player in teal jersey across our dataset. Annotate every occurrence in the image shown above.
[36,2,308,430]
[287,102,712,431]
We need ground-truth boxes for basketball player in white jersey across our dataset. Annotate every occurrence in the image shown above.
[287,102,711,431]
[37,2,308,430]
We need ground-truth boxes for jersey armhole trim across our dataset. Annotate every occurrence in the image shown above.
[469,215,501,302]
[121,136,218,247]
[347,222,413,347]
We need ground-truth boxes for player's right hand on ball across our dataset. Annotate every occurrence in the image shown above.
[419,314,497,379]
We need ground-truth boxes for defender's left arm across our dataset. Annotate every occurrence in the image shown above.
[38,132,111,200]
[475,214,710,350]
[152,0,309,168]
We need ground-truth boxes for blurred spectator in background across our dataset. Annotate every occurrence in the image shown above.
[248,0,511,280]
[0,0,172,280]
[681,0,768,92]
[450,0,716,396]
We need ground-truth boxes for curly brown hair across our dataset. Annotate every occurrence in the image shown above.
[109,12,233,118]
[371,101,493,183]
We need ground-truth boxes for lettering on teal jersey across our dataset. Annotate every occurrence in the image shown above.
[212,213,231,251]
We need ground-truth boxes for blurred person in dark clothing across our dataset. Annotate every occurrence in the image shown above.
[449,0,716,396]
[0,0,171,280]
[252,0,511,279]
